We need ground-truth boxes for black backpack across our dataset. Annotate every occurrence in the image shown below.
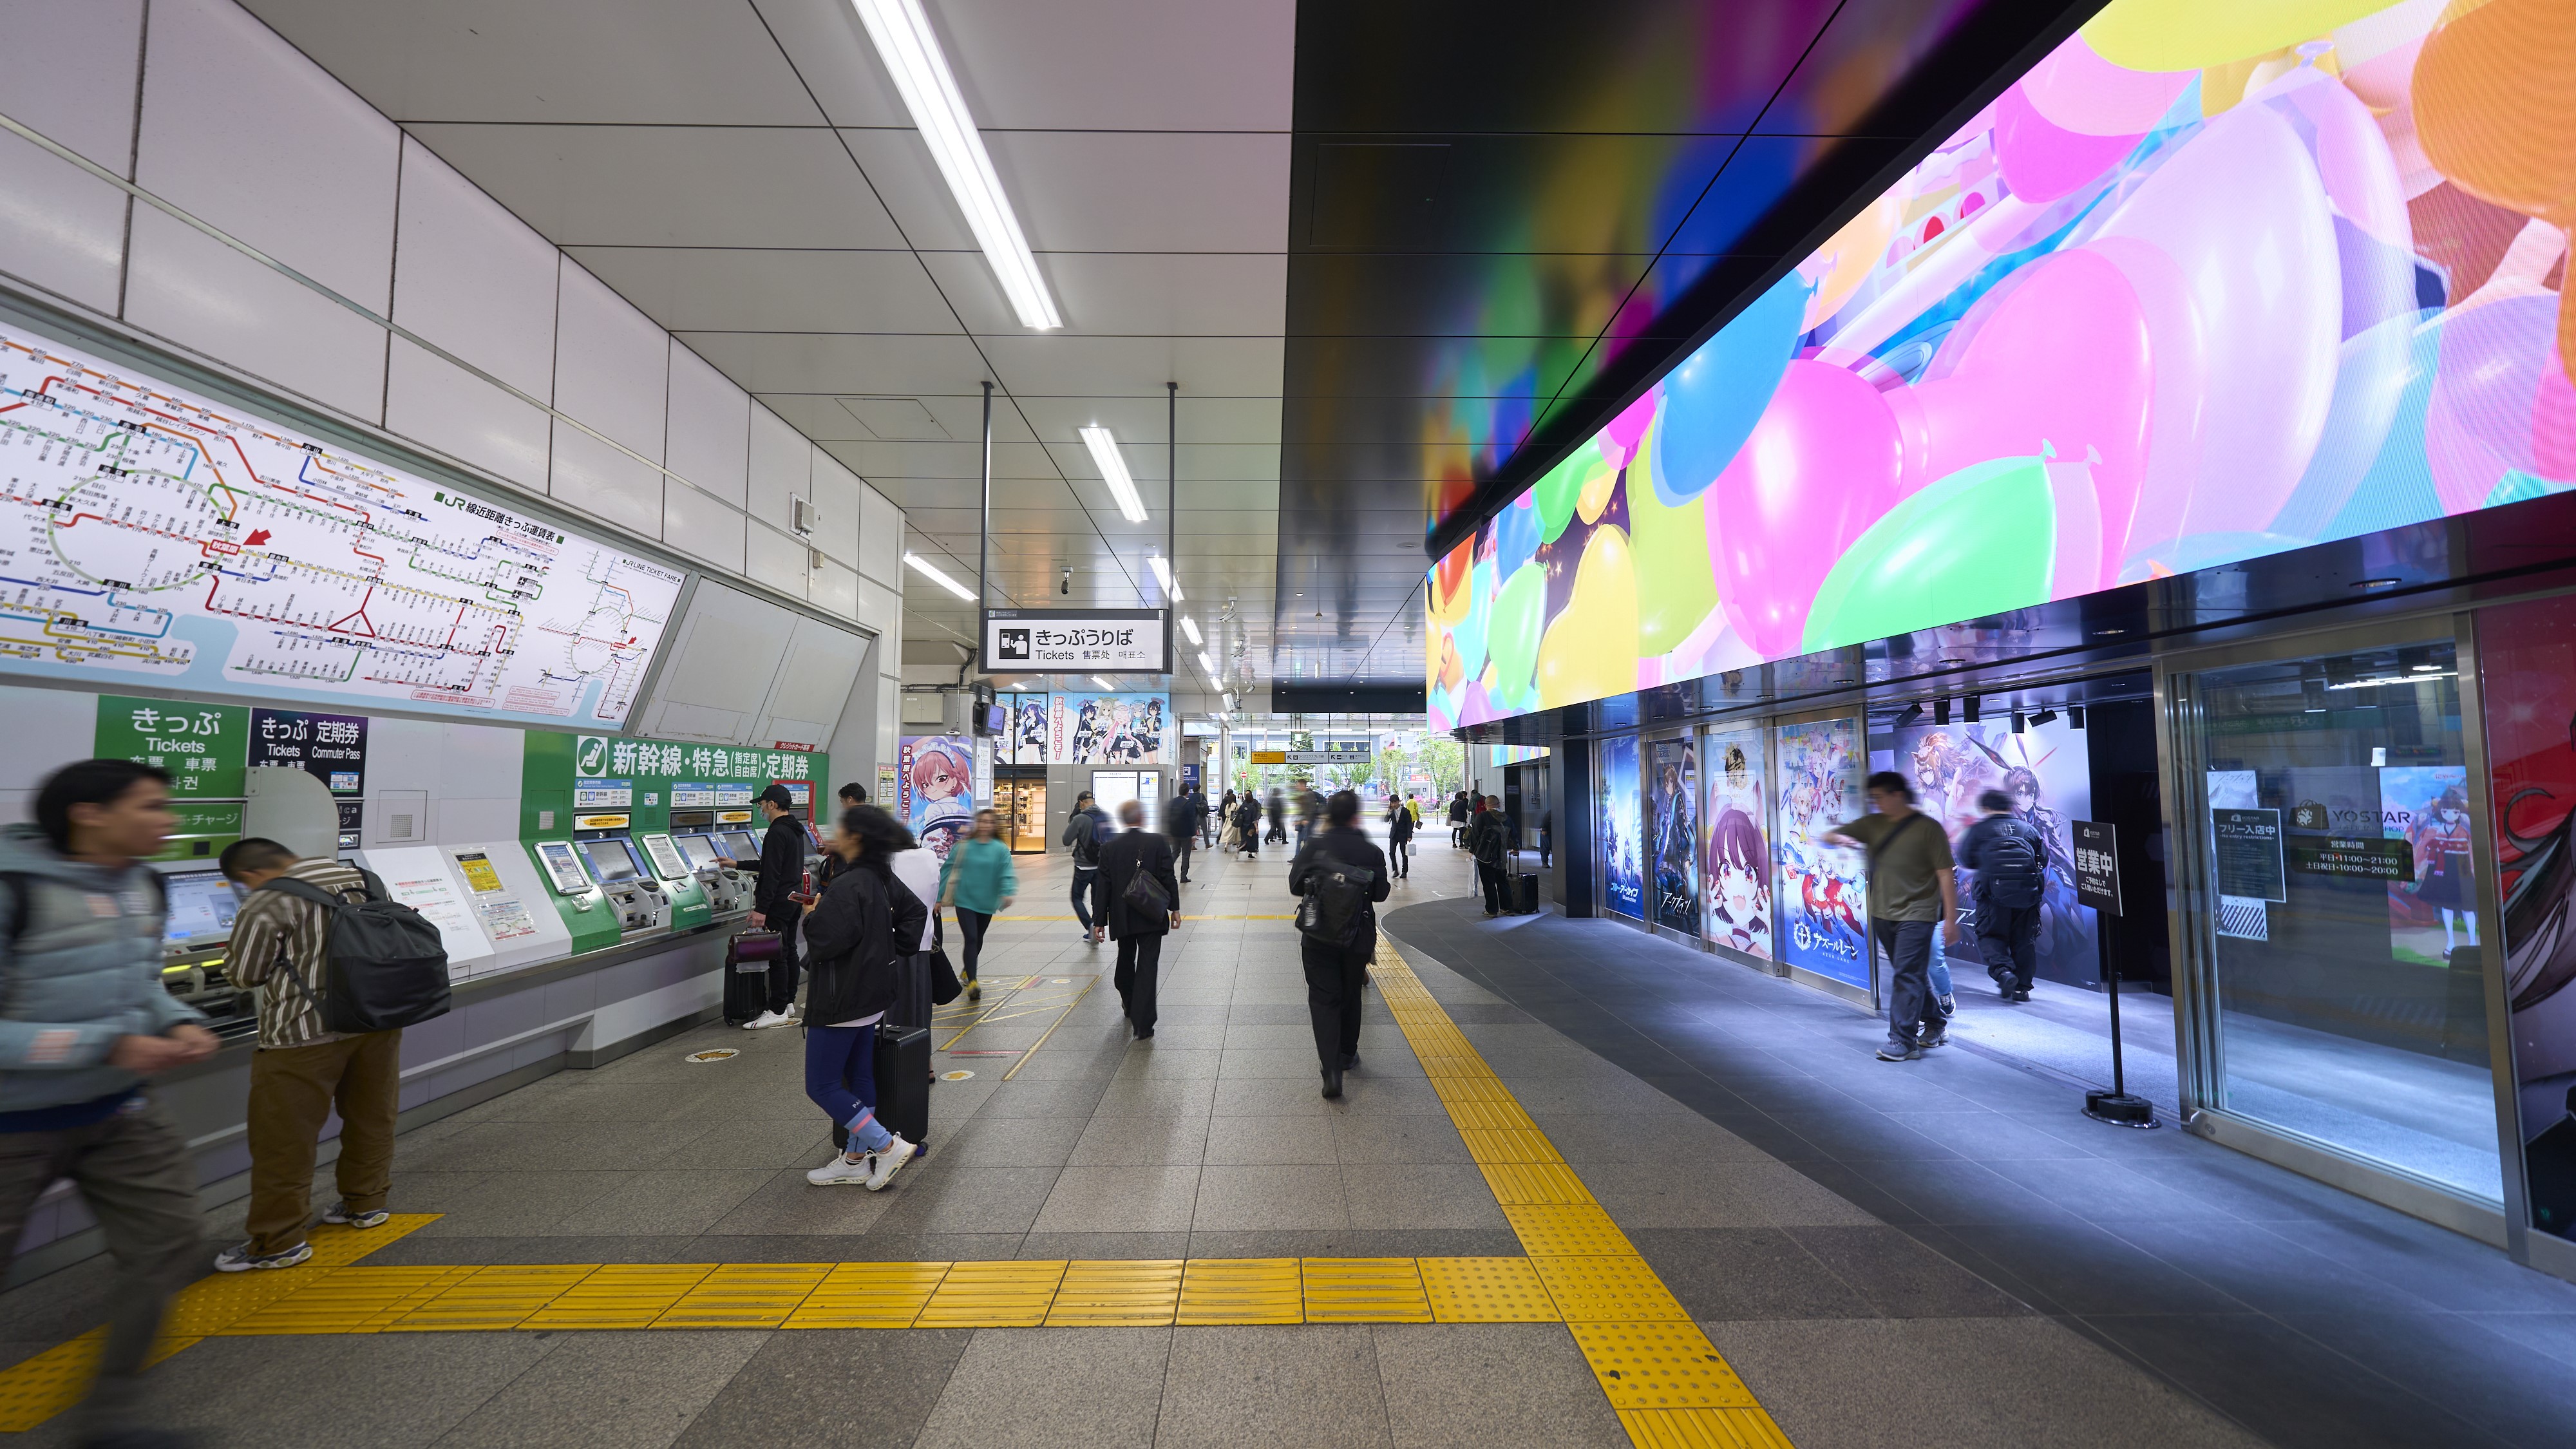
[261,870,452,1033]
[1976,819,2047,909]
[1297,853,1378,947]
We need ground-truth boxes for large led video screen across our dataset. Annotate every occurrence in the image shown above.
[1428,0,2574,730]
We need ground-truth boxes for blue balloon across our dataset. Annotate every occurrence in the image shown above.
[1492,495,1540,578]
[1651,269,1808,506]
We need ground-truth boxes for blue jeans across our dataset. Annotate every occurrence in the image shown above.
[804,1024,894,1155]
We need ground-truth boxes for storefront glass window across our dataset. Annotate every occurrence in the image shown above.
[1598,735,1645,920]
[1704,725,1772,961]
[1648,736,1700,935]
[1776,718,1868,989]
[2190,640,2497,1202]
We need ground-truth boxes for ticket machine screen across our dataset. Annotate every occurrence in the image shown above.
[721,830,761,861]
[162,870,239,952]
[578,838,644,884]
[676,834,725,871]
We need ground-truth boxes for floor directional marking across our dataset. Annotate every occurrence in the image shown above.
[1300,1257,1434,1323]
[1174,1257,1303,1325]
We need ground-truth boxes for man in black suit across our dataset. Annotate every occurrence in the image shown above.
[1289,790,1392,1098]
[1099,799,1182,1039]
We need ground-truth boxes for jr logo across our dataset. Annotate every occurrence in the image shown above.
[576,736,609,775]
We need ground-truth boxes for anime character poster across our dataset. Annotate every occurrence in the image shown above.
[897,734,976,862]
[1048,692,1167,764]
[1649,737,1699,934]
[1776,719,1866,987]
[1598,736,1644,919]
[1702,726,1771,961]
[1012,694,1050,764]
[2382,764,2475,966]
[2476,596,2576,1238]
[1890,717,2098,984]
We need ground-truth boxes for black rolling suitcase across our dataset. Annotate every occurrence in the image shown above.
[721,930,779,1025]
[875,1023,932,1151]
[1510,871,1540,915]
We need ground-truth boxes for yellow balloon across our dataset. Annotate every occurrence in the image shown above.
[2083,0,2389,72]
[1575,454,1620,524]
[1535,525,1640,707]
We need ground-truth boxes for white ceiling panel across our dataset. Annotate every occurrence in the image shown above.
[755,392,1041,444]
[678,331,992,395]
[980,131,1291,254]
[818,439,1063,482]
[746,0,914,129]
[238,0,829,125]
[984,334,1283,399]
[564,246,965,335]
[402,124,905,248]
[931,0,1293,131]
[1012,393,1281,446]
[918,250,1287,337]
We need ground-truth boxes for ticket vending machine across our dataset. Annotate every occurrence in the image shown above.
[569,830,672,937]
[157,867,254,1030]
[346,846,497,980]
[527,838,621,955]
[668,808,753,918]
[634,829,715,931]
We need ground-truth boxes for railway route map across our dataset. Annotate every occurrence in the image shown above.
[0,325,683,727]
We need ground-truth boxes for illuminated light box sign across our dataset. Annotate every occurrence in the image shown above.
[0,325,684,728]
[1428,0,2576,730]
[983,609,1170,674]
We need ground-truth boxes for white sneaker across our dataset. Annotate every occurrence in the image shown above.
[744,1009,796,1030]
[865,1135,919,1191]
[806,1151,874,1186]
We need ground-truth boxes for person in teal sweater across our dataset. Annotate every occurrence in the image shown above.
[938,809,1016,1003]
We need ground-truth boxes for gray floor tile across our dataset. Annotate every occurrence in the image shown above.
[1332,1115,1474,1165]
[1371,1323,1627,1449]
[1193,1165,1351,1230]
[1222,1046,1354,1079]
[912,1327,1171,1449]
[974,1078,1113,1118]
[1092,1077,1219,1117]
[1341,1164,1508,1229]
[1032,1165,1202,1233]
[1630,1227,1877,1320]
[366,1235,708,1266]
[1526,1112,1777,1165]
[1016,1231,1194,1261]
[431,1330,766,1449]
[668,1327,973,1449]
[1203,1114,1342,1166]
[697,1166,900,1236]
[532,1170,775,1236]
[1114,1046,1223,1079]
[405,1171,628,1238]
[642,1118,835,1171]
[1213,1077,1337,1117]
[868,1165,1061,1236]
[91,1332,558,1449]
[1155,1324,1390,1448]
[1069,1113,1212,1164]
[1578,1159,1879,1229]
[1786,1226,2032,1318]
[928,1114,1083,1170]
[2080,1311,2512,1449]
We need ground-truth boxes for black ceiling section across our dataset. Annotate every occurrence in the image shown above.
[1274,0,2109,687]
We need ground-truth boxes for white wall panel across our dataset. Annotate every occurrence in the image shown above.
[384,337,550,491]
[858,483,903,587]
[664,343,750,507]
[759,613,869,750]
[390,137,558,399]
[744,520,809,601]
[137,0,399,311]
[551,258,667,461]
[809,446,863,569]
[0,0,141,312]
[746,402,809,540]
[547,419,663,541]
[663,477,747,574]
[811,559,857,621]
[632,578,792,744]
[123,206,389,421]
[852,573,902,639]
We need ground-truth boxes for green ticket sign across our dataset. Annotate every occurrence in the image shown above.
[157,801,245,863]
[95,696,249,798]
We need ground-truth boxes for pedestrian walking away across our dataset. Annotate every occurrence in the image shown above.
[1466,795,1510,913]
[1290,791,1392,1099]
[938,809,1015,1004]
[0,759,218,1447]
[1266,788,1287,845]
[214,838,415,1273]
[1061,790,1110,945]
[1958,788,2049,1003]
[1294,779,1325,848]
[1099,800,1181,1039]
[1234,791,1264,859]
[1385,793,1415,879]
[802,805,931,1190]
[1197,784,1217,848]
[1448,790,1471,847]
[1825,772,1961,1060]
[1164,786,1204,884]
[740,784,811,1029]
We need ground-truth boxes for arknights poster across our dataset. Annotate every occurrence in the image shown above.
[1649,736,1699,935]
[1598,735,1643,919]
[1890,717,2098,986]
[1776,719,1866,987]
[1702,726,1771,961]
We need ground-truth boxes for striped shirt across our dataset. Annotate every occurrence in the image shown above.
[227,857,369,1050]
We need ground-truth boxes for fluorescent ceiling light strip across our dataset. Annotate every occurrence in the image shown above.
[1093,676,1117,690]
[1179,616,1202,645]
[1079,426,1149,522]
[1197,650,1216,674]
[1148,554,1183,603]
[902,551,976,601]
[851,0,1059,330]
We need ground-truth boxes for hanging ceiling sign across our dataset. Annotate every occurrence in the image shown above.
[981,608,1170,674]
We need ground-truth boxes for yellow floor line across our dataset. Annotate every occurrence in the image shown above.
[1369,942,1797,1449]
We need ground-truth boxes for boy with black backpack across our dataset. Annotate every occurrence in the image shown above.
[214,837,449,1271]
[1289,791,1391,1099]
[1958,789,2050,1003]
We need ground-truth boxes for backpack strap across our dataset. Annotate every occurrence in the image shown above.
[1867,812,1931,866]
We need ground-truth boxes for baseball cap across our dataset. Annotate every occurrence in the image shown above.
[757,783,794,808]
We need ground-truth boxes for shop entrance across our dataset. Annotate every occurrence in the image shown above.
[996,766,1048,853]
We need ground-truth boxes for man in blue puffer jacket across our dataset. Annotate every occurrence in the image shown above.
[0,759,218,1449]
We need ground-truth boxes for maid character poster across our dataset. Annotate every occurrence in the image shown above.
[1703,728,1771,961]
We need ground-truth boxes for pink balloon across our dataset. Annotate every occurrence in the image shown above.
[1994,83,2144,204]
[2091,99,2340,564]
[2539,348,2576,481]
[1704,361,1908,658]
[2426,371,2510,514]
[2017,32,2192,137]
[2439,296,2576,480]
[1902,249,2155,591]
[2259,66,2412,253]
[1598,388,1658,469]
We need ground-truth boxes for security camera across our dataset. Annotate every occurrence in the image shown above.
[1060,567,1072,596]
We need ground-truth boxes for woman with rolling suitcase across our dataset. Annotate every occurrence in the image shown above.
[799,805,929,1190]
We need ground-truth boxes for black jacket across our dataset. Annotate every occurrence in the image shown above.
[1289,826,1392,945]
[754,813,808,915]
[800,862,927,1025]
[1387,803,1415,844]
[1098,829,1180,939]
[1465,809,1506,866]
[1233,798,1263,833]
[1062,806,1109,868]
[1166,792,1206,837]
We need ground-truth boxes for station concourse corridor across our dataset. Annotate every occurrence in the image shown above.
[7,828,2571,1449]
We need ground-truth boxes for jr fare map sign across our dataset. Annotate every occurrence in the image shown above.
[0,327,683,727]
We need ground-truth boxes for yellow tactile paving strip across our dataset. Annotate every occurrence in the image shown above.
[0,943,1793,1449]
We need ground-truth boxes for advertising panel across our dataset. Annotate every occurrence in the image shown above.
[1648,736,1698,935]
[1598,736,1644,919]
[898,734,978,861]
[250,708,368,848]
[1428,0,2576,732]
[2380,765,2476,966]
[1048,692,1168,764]
[1889,717,2098,985]
[1009,693,1050,764]
[1776,719,1866,987]
[1702,726,1770,960]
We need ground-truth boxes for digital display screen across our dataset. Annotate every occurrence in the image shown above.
[638,833,690,879]
[578,838,643,884]
[676,834,725,871]
[535,840,591,895]
[722,830,761,860]
[161,870,238,951]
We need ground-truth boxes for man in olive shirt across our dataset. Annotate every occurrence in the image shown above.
[1826,772,1961,1061]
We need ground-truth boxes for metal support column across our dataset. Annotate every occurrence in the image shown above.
[978,379,993,614]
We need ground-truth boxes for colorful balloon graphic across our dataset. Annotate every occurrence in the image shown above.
[1706,361,1909,658]
[1650,270,1809,506]
[1625,422,1721,658]
[1803,457,2058,652]
[2080,0,2394,72]
[1536,525,1640,705]
[1486,562,1547,703]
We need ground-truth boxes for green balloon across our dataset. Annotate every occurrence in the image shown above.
[1486,561,1548,699]
[1532,439,1598,545]
[1803,457,2055,654]
[1626,466,1719,658]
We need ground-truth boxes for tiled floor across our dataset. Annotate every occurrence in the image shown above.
[0,831,2537,1446]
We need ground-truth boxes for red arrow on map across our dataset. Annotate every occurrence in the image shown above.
[243,529,272,547]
